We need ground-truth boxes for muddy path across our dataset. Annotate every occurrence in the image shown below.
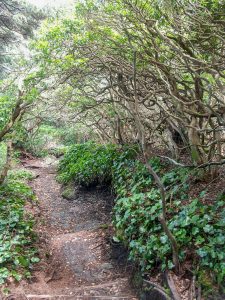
[8,157,137,300]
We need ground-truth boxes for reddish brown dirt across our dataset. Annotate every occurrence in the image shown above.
[4,158,137,300]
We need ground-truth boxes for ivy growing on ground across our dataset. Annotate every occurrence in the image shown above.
[0,170,39,284]
[58,142,225,295]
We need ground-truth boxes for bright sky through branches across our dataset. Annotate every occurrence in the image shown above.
[26,0,74,8]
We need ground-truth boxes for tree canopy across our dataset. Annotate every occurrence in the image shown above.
[0,0,44,74]
[27,0,225,167]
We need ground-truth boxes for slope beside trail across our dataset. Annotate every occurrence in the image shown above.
[7,157,137,300]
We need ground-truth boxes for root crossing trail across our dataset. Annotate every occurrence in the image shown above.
[9,158,137,300]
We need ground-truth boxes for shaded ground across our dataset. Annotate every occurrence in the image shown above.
[6,157,137,299]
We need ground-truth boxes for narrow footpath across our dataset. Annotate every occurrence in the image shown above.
[8,157,137,300]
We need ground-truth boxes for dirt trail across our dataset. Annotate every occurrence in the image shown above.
[8,157,137,300]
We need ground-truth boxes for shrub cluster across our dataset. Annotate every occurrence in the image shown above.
[0,170,39,284]
[112,156,224,289]
[58,142,137,186]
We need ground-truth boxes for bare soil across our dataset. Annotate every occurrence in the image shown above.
[4,157,137,300]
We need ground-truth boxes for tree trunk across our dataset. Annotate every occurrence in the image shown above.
[0,141,12,185]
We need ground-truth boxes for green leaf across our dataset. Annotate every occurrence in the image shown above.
[192,227,199,235]
[168,260,174,269]
[195,236,205,245]
[197,248,207,258]
[203,225,213,233]
[18,256,29,267]
[112,236,120,243]
[160,235,167,244]
[11,271,22,281]
[31,257,40,263]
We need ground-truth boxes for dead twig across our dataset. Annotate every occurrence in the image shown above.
[91,243,103,250]
[0,141,12,185]
[165,272,182,300]
[181,280,192,293]
[197,285,201,300]
[143,279,172,299]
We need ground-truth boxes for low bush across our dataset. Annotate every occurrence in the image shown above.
[57,142,137,186]
[114,194,225,282]
[7,169,35,181]
[113,155,224,292]
[0,171,39,284]
[58,142,116,185]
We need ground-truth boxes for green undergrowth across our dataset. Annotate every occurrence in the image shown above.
[0,169,39,284]
[57,142,137,185]
[58,142,225,296]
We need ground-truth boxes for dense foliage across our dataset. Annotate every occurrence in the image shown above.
[58,142,225,296]
[58,142,137,185]
[113,158,225,294]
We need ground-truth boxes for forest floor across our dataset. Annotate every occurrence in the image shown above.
[5,157,137,300]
